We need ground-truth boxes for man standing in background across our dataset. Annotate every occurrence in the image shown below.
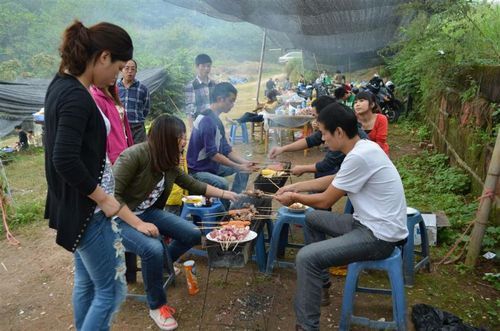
[118,59,150,143]
[184,54,216,130]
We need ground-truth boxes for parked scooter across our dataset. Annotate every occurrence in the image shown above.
[296,82,314,100]
[362,77,404,123]
[379,81,404,123]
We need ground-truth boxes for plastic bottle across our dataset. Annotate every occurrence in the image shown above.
[183,260,199,295]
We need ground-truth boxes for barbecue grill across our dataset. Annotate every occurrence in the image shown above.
[253,161,291,193]
[206,195,272,268]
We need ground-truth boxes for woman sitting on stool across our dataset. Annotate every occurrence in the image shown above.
[113,114,238,330]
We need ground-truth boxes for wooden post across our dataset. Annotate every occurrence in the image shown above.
[313,53,320,75]
[465,131,500,266]
[255,29,267,105]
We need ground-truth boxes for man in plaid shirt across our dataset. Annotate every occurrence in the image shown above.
[184,54,216,130]
[118,59,150,143]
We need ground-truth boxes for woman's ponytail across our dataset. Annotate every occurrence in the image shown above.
[58,20,92,76]
[58,20,133,76]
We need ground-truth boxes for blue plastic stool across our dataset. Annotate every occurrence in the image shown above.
[229,122,249,144]
[340,247,407,330]
[403,207,431,286]
[265,207,312,274]
[180,199,225,257]
[343,198,354,214]
[252,219,274,272]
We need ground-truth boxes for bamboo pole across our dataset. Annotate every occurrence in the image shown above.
[255,29,267,105]
[465,131,500,266]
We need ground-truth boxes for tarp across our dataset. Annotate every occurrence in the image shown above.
[164,0,411,71]
[0,68,168,138]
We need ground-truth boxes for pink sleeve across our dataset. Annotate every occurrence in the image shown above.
[123,115,134,147]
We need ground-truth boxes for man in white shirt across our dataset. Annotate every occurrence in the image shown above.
[275,103,408,331]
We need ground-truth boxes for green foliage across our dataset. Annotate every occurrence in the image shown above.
[482,273,500,291]
[0,0,262,79]
[460,79,480,103]
[417,125,431,141]
[455,262,474,275]
[482,226,500,253]
[395,150,477,245]
[0,59,22,81]
[384,0,500,118]
[284,59,304,82]
[9,199,44,226]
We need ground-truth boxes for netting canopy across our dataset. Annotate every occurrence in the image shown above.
[164,0,411,71]
[0,68,168,138]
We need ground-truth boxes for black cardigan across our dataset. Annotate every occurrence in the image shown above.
[44,74,107,252]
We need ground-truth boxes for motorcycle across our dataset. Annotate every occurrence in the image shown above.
[362,79,404,123]
[379,81,404,123]
[296,83,314,100]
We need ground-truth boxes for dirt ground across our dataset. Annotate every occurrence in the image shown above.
[0,123,497,330]
[0,84,500,331]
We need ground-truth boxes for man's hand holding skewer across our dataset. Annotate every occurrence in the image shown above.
[276,183,298,195]
[274,191,295,206]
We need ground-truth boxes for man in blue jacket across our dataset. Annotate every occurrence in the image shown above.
[187,82,255,208]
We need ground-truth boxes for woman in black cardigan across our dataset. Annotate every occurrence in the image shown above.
[44,21,157,331]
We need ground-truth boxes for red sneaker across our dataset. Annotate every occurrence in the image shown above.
[149,304,178,330]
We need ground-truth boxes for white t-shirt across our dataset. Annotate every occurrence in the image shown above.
[332,139,408,242]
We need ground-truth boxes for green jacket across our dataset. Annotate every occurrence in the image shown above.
[113,142,207,211]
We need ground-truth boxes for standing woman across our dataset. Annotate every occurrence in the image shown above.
[44,21,158,330]
[353,91,390,155]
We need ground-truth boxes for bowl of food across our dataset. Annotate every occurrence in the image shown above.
[287,202,308,213]
[182,195,206,207]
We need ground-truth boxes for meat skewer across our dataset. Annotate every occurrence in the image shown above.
[241,189,274,198]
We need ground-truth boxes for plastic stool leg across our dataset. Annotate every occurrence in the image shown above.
[388,261,407,331]
[418,220,431,272]
[229,124,236,144]
[265,219,274,242]
[277,223,289,258]
[180,205,189,220]
[241,124,249,143]
[340,263,362,330]
[403,219,416,286]
[265,220,285,274]
[254,231,267,272]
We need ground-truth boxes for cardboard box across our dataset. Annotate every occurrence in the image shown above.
[414,213,437,246]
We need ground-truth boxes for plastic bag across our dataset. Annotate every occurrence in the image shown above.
[411,304,487,331]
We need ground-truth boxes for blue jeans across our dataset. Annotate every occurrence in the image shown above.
[295,210,395,331]
[73,212,126,331]
[191,165,249,209]
[117,208,201,309]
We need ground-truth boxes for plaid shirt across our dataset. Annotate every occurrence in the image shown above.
[184,76,216,118]
[117,78,150,123]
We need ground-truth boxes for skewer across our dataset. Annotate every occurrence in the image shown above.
[232,239,242,251]
[202,211,230,217]
[266,177,281,190]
